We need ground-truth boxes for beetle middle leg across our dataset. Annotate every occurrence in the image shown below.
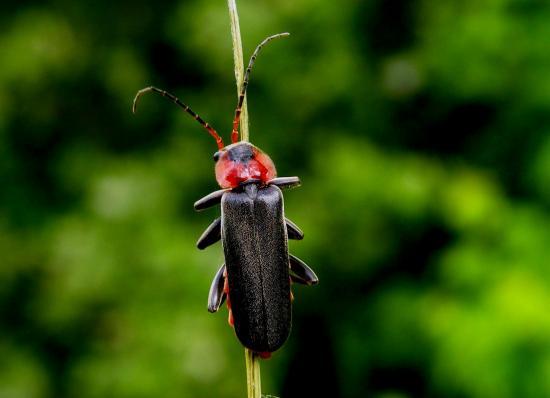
[285,218,304,240]
[207,263,226,313]
[289,254,319,285]
[197,217,221,249]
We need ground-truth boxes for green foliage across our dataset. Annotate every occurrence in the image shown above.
[1,0,550,397]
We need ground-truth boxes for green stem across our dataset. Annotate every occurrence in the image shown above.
[227,1,259,396]
[227,0,249,142]
[245,348,261,398]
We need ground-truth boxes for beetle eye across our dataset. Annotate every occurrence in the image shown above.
[213,152,221,162]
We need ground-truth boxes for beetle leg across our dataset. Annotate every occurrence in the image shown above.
[196,217,221,249]
[194,189,229,211]
[289,254,319,285]
[285,218,304,240]
[207,263,226,313]
[268,176,301,190]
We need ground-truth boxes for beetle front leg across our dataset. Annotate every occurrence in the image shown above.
[194,189,229,211]
[207,263,226,313]
[268,176,301,190]
[196,217,221,249]
[285,218,304,240]
[289,254,319,285]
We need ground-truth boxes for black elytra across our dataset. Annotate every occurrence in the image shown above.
[196,176,318,353]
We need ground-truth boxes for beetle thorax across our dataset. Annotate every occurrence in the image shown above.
[214,142,277,188]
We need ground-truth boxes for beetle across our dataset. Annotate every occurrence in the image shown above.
[133,33,318,356]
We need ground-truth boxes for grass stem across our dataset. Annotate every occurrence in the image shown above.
[227,2,260,397]
[227,0,249,142]
[245,348,262,398]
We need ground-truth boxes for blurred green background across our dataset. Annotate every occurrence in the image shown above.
[2,0,550,397]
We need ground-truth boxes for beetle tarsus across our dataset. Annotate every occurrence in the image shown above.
[289,254,319,285]
[285,218,304,240]
[197,217,221,249]
[268,176,301,189]
[194,189,229,211]
[207,263,227,313]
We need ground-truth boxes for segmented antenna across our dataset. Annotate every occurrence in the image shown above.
[231,33,290,143]
[133,86,225,149]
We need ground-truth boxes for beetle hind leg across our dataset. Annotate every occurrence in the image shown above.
[289,254,319,285]
[197,217,221,249]
[207,263,227,313]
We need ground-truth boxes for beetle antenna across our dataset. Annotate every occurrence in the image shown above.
[231,32,290,143]
[133,86,225,149]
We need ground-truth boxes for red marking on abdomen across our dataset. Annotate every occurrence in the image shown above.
[223,274,234,327]
[257,351,272,359]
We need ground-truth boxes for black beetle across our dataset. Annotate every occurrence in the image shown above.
[133,33,318,356]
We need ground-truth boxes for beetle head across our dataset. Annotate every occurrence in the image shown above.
[213,142,277,188]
